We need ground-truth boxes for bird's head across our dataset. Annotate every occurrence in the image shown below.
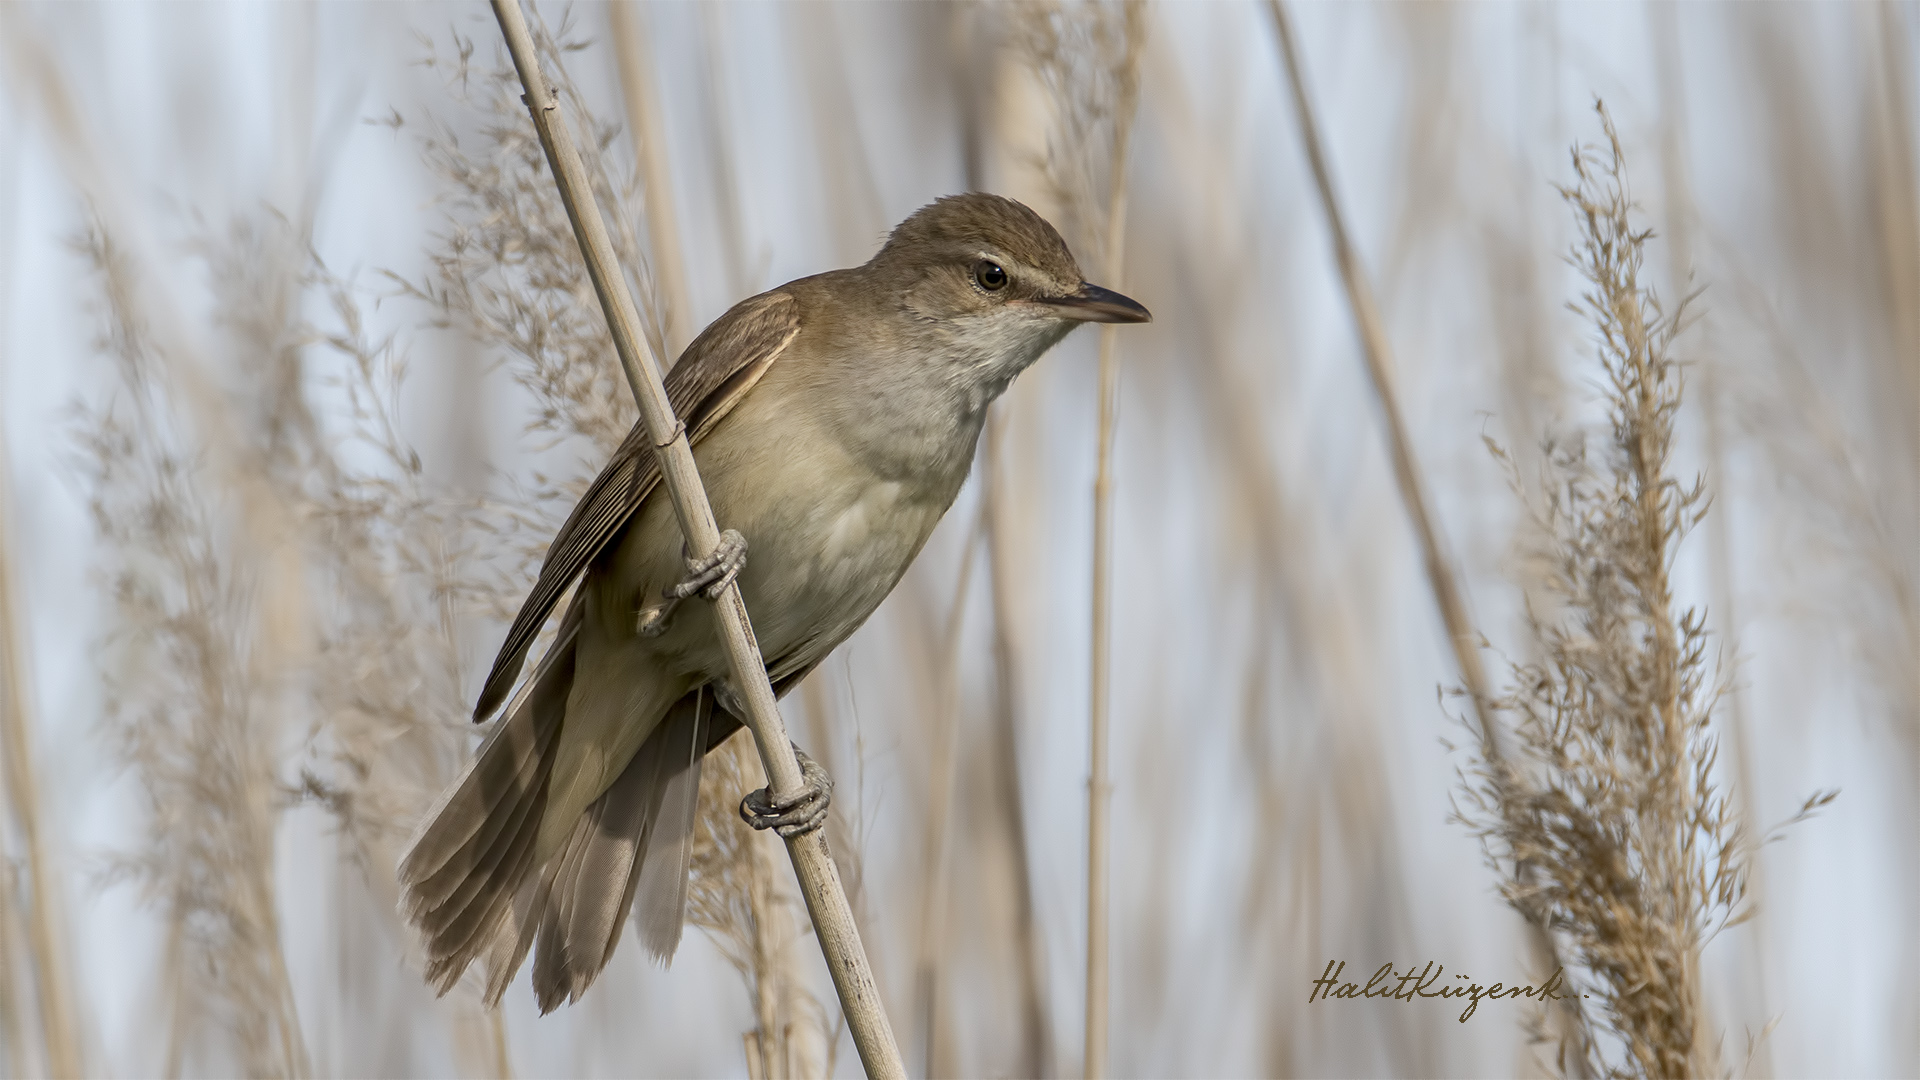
[870,193,1150,384]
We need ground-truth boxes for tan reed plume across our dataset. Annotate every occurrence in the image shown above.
[73,222,311,1079]
[1458,103,1837,1078]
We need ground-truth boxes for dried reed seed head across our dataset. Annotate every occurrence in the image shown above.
[1005,0,1147,269]
[1448,103,1766,1079]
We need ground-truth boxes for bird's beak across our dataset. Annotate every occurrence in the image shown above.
[1033,281,1152,324]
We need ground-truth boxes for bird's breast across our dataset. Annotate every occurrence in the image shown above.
[636,395,954,676]
[820,480,897,565]
[736,468,942,652]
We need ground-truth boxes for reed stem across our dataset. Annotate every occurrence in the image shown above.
[609,1,696,359]
[914,507,984,1078]
[1085,48,1137,1080]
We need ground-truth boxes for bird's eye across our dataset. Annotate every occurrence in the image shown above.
[974,261,1008,291]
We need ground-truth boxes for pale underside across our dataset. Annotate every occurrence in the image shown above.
[536,348,965,862]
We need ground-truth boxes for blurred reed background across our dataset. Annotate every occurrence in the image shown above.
[0,1,1912,1076]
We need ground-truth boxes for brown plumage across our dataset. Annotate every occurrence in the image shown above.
[398,193,1149,1011]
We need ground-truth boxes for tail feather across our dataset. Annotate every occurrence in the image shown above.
[480,858,554,1007]
[420,776,545,970]
[401,605,580,902]
[527,692,710,1012]
[529,796,606,1012]
[412,726,556,936]
[403,601,732,1008]
[634,692,708,961]
[400,603,580,992]
[545,763,651,976]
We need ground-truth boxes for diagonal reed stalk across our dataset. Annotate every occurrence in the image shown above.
[486,4,904,1076]
[1263,0,1497,764]
[1264,1,1592,1070]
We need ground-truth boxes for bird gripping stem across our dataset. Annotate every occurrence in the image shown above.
[486,4,905,1075]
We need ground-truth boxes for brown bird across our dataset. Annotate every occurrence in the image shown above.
[398,193,1149,1012]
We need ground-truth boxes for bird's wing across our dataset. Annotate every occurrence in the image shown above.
[473,289,802,720]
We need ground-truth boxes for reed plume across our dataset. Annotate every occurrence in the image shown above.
[396,19,654,470]
[73,222,310,1079]
[1457,104,1831,1078]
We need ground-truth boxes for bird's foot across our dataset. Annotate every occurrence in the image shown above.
[637,530,748,637]
[669,529,748,602]
[739,747,834,839]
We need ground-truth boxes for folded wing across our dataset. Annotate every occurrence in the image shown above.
[472,290,802,720]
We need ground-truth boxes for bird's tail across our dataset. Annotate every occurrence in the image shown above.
[398,603,714,1010]
[398,600,581,997]
[521,689,709,1011]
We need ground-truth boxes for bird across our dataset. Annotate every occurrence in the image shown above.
[397,192,1150,1012]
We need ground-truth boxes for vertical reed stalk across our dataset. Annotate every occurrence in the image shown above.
[0,439,81,1079]
[913,506,985,1078]
[0,133,76,1077]
[748,832,786,1080]
[486,5,904,1076]
[1265,2,1591,1069]
[1083,255,1121,1080]
[0,861,30,1076]
[609,1,696,359]
[1868,1,1920,737]
[960,23,1055,1071]
[980,410,1055,1080]
[696,4,757,303]
[611,9,828,1066]
[1079,8,1146,1074]
[0,141,33,1080]
[488,1010,512,1079]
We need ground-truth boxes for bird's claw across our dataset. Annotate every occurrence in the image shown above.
[739,747,834,839]
[638,530,747,637]
[669,529,748,602]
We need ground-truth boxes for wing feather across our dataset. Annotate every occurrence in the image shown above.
[474,291,801,719]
